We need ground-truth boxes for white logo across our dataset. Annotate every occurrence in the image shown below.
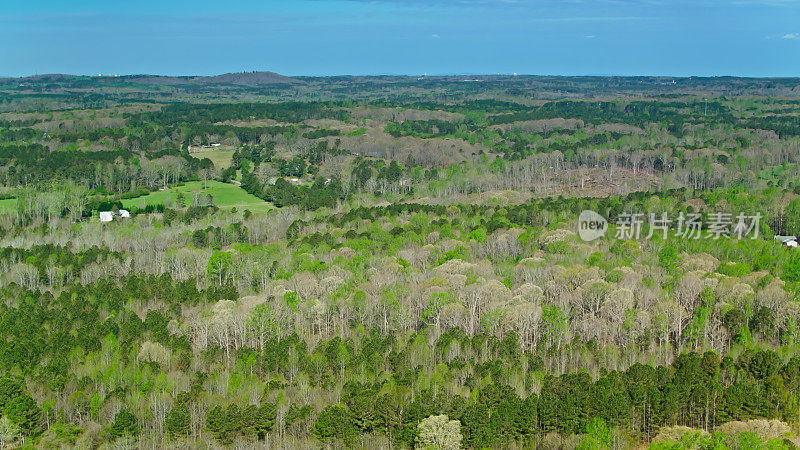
[578,210,608,241]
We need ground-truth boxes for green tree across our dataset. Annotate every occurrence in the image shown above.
[255,402,277,439]
[207,250,232,285]
[783,254,800,282]
[315,405,357,446]
[165,402,191,438]
[206,405,225,439]
[3,393,40,436]
[0,378,21,410]
[723,308,751,344]
[109,409,138,439]
[577,418,612,449]
[658,245,679,272]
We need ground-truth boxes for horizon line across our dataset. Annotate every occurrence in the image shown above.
[2,71,799,80]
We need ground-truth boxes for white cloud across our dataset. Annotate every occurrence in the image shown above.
[432,33,440,38]
[584,35,596,39]
[782,33,799,39]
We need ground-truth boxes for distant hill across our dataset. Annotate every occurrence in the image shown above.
[122,71,302,86]
[12,74,78,83]
[3,71,302,86]
[201,71,300,85]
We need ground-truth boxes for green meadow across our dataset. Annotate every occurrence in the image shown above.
[0,182,271,216]
[122,181,272,212]
[189,147,235,169]
[0,198,17,213]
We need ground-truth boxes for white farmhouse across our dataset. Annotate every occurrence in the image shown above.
[99,211,114,222]
[775,235,798,247]
[118,209,131,218]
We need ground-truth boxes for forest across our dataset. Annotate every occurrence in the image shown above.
[0,74,799,448]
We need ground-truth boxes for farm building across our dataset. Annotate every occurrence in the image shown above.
[775,235,798,248]
[100,210,131,222]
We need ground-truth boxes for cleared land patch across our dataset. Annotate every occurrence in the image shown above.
[188,146,236,169]
[0,198,16,213]
[122,181,271,212]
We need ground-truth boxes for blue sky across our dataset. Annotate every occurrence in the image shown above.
[1,0,798,77]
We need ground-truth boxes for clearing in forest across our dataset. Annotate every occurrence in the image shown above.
[188,145,236,169]
[0,198,17,214]
[122,181,271,212]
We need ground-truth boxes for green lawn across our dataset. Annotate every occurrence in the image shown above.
[0,182,271,217]
[0,198,17,213]
[189,148,235,169]
[122,181,272,212]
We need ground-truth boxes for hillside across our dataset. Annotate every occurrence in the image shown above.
[0,76,800,448]
[121,71,302,86]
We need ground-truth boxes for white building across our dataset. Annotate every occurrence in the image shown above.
[118,209,131,218]
[99,211,114,222]
[775,235,798,248]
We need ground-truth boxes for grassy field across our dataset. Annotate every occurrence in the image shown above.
[122,181,272,212]
[189,147,235,169]
[0,198,16,213]
[0,182,270,217]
